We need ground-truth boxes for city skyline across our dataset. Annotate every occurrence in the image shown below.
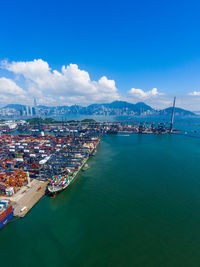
[0,99,194,119]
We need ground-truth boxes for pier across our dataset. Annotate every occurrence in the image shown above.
[0,179,48,217]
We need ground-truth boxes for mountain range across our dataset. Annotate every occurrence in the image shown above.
[2,101,195,117]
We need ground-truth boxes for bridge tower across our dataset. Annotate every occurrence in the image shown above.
[169,97,176,133]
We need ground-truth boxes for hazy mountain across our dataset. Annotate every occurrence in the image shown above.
[1,101,195,117]
[4,104,26,110]
[84,101,153,115]
[159,107,195,116]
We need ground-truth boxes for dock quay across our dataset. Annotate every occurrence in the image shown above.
[5,119,179,135]
[0,179,48,217]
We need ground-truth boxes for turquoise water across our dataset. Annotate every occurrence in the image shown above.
[1,133,200,266]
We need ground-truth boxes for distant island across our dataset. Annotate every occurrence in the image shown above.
[0,101,195,117]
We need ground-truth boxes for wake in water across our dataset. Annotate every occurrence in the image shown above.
[177,132,200,139]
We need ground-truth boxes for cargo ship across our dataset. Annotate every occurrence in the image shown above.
[0,200,14,230]
[47,169,71,193]
[47,138,100,195]
[47,158,87,194]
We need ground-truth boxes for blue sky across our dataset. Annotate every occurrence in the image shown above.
[0,0,200,110]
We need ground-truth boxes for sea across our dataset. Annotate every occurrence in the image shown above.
[1,115,200,267]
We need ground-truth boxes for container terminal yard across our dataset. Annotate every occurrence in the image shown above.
[0,132,100,227]
[0,117,179,134]
[0,104,178,229]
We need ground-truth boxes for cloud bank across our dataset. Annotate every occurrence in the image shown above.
[0,77,25,95]
[0,59,199,110]
[1,59,120,106]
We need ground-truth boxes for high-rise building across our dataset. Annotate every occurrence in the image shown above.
[26,106,29,116]
[34,98,37,107]
[34,98,37,116]
[30,106,33,116]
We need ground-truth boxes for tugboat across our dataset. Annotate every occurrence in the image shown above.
[0,200,14,230]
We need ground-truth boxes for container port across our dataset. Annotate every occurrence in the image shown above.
[0,131,100,223]
[0,108,177,228]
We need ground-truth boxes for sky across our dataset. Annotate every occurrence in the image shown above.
[1,0,200,110]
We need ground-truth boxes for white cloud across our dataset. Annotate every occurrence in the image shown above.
[0,77,29,106]
[129,87,162,99]
[0,77,25,95]
[189,90,200,96]
[2,59,120,105]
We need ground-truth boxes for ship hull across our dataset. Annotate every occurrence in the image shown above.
[0,211,13,230]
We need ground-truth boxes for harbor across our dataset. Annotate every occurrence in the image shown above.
[0,104,180,136]
[0,131,100,225]
[0,115,179,226]
[0,100,179,228]
[1,1,200,264]
[1,130,200,267]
